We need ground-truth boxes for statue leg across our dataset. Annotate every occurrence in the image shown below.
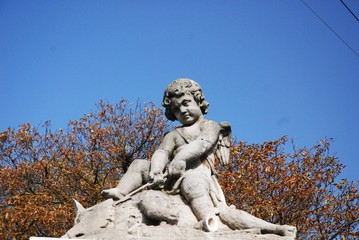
[219,206,296,237]
[181,171,218,232]
[102,159,150,200]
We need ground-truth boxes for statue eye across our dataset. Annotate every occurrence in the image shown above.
[182,100,190,106]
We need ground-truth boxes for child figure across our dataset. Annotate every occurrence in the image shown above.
[103,78,221,226]
[102,78,296,236]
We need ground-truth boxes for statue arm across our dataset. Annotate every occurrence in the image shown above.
[149,131,175,177]
[172,121,220,164]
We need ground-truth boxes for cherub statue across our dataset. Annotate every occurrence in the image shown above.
[102,78,296,237]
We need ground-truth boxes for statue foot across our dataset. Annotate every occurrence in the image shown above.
[276,225,297,237]
[101,188,124,201]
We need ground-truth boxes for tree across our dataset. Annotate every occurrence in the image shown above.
[219,137,358,239]
[0,100,168,239]
[0,100,358,239]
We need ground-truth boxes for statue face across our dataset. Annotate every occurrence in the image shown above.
[170,94,203,126]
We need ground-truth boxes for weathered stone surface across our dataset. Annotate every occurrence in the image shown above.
[60,192,295,240]
[32,79,296,240]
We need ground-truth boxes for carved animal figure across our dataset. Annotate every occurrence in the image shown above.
[62,191,296,239]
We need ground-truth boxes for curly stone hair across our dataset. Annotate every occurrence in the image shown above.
[162,78,209,121]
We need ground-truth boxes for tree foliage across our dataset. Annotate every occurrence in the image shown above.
[219,137,358,239]
[0,100,358,239]
[0,100,168,239]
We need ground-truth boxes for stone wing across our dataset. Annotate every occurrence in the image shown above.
[216,122,232,166]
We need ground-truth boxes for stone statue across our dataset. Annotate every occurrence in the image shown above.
[61,78,297,239]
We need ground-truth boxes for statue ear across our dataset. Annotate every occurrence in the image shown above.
[72,198,85,222]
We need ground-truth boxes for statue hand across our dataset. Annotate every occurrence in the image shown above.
[150,172,165,189]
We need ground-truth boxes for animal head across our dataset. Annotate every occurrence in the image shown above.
[63,199,114,238]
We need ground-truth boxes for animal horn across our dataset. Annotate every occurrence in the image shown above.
[72,198,85,217]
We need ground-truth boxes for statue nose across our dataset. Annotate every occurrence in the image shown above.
[179,106,187,113]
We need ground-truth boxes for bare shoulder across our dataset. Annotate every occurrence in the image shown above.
[158,130,178,151]
[198,119,221,142]
[162,130,177,141]
[199,118,220,130]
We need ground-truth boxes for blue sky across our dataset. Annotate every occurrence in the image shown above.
[1,0,358,181]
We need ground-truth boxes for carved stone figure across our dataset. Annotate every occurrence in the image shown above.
[61,78,296,239]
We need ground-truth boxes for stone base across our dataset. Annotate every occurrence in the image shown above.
[40,192,295,240]
[30,238,94,240]
[31,228,295,240]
